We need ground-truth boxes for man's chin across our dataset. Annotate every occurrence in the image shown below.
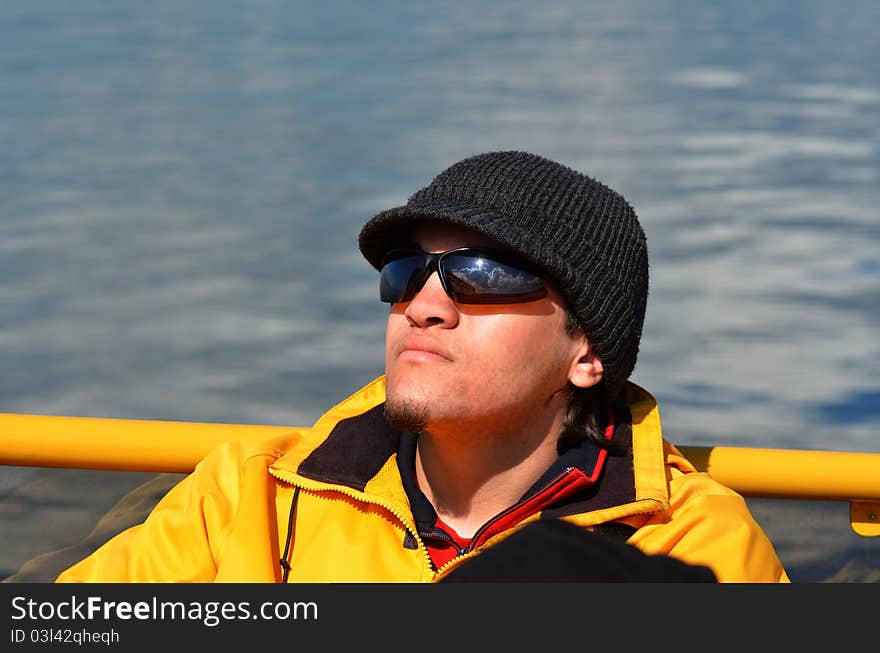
[383,397,429,434]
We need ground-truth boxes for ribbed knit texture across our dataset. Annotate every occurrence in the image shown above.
[358,151,648,398]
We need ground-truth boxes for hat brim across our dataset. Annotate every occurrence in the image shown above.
[358,199,522,271]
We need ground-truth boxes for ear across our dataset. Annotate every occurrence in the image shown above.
[567,336,604,389]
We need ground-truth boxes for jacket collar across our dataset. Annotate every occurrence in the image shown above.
[271,376,671,514]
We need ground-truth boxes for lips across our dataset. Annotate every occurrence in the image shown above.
[397,336,453,362]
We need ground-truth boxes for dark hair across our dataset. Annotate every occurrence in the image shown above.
[557,311,623,455]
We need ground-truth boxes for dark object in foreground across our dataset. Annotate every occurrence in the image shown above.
[440,518,717,582]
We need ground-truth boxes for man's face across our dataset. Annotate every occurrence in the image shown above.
[383,220,594,437]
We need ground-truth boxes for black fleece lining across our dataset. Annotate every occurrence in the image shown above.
[297,404,401,491]
[541,403,637,519]
[396,433,436,533]
[518,437,603,502]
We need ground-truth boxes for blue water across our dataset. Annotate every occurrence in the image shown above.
[2,1,878,580]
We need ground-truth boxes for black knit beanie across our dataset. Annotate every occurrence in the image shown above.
[358,151,648,399]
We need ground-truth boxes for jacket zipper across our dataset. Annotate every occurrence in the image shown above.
[420,529,468,556]
[268,467,436,576]
[465,467,576,553]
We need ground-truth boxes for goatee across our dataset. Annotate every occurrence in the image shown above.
[384,399,428,434]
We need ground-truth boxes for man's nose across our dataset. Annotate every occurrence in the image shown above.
[403,271,460,327]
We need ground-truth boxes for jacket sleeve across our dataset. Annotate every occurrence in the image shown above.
[628,468,790,583]
[55,441,248,583]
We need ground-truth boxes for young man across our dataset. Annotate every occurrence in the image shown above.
[56,151,789,583]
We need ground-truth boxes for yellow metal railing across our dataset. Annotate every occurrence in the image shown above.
[0,413,303,473]
[2,412,878,536]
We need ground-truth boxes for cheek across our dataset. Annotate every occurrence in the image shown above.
[384,310,423,386]
[384,310,407,349]
[471,318,571,376]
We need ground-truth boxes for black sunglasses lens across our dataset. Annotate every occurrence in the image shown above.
[378,249,548,305]
[442,253,547,304]
[379,254,426,303]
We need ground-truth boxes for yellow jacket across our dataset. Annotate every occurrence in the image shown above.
[56,376,789,583]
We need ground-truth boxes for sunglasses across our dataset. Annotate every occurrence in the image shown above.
[379,247,548,305]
